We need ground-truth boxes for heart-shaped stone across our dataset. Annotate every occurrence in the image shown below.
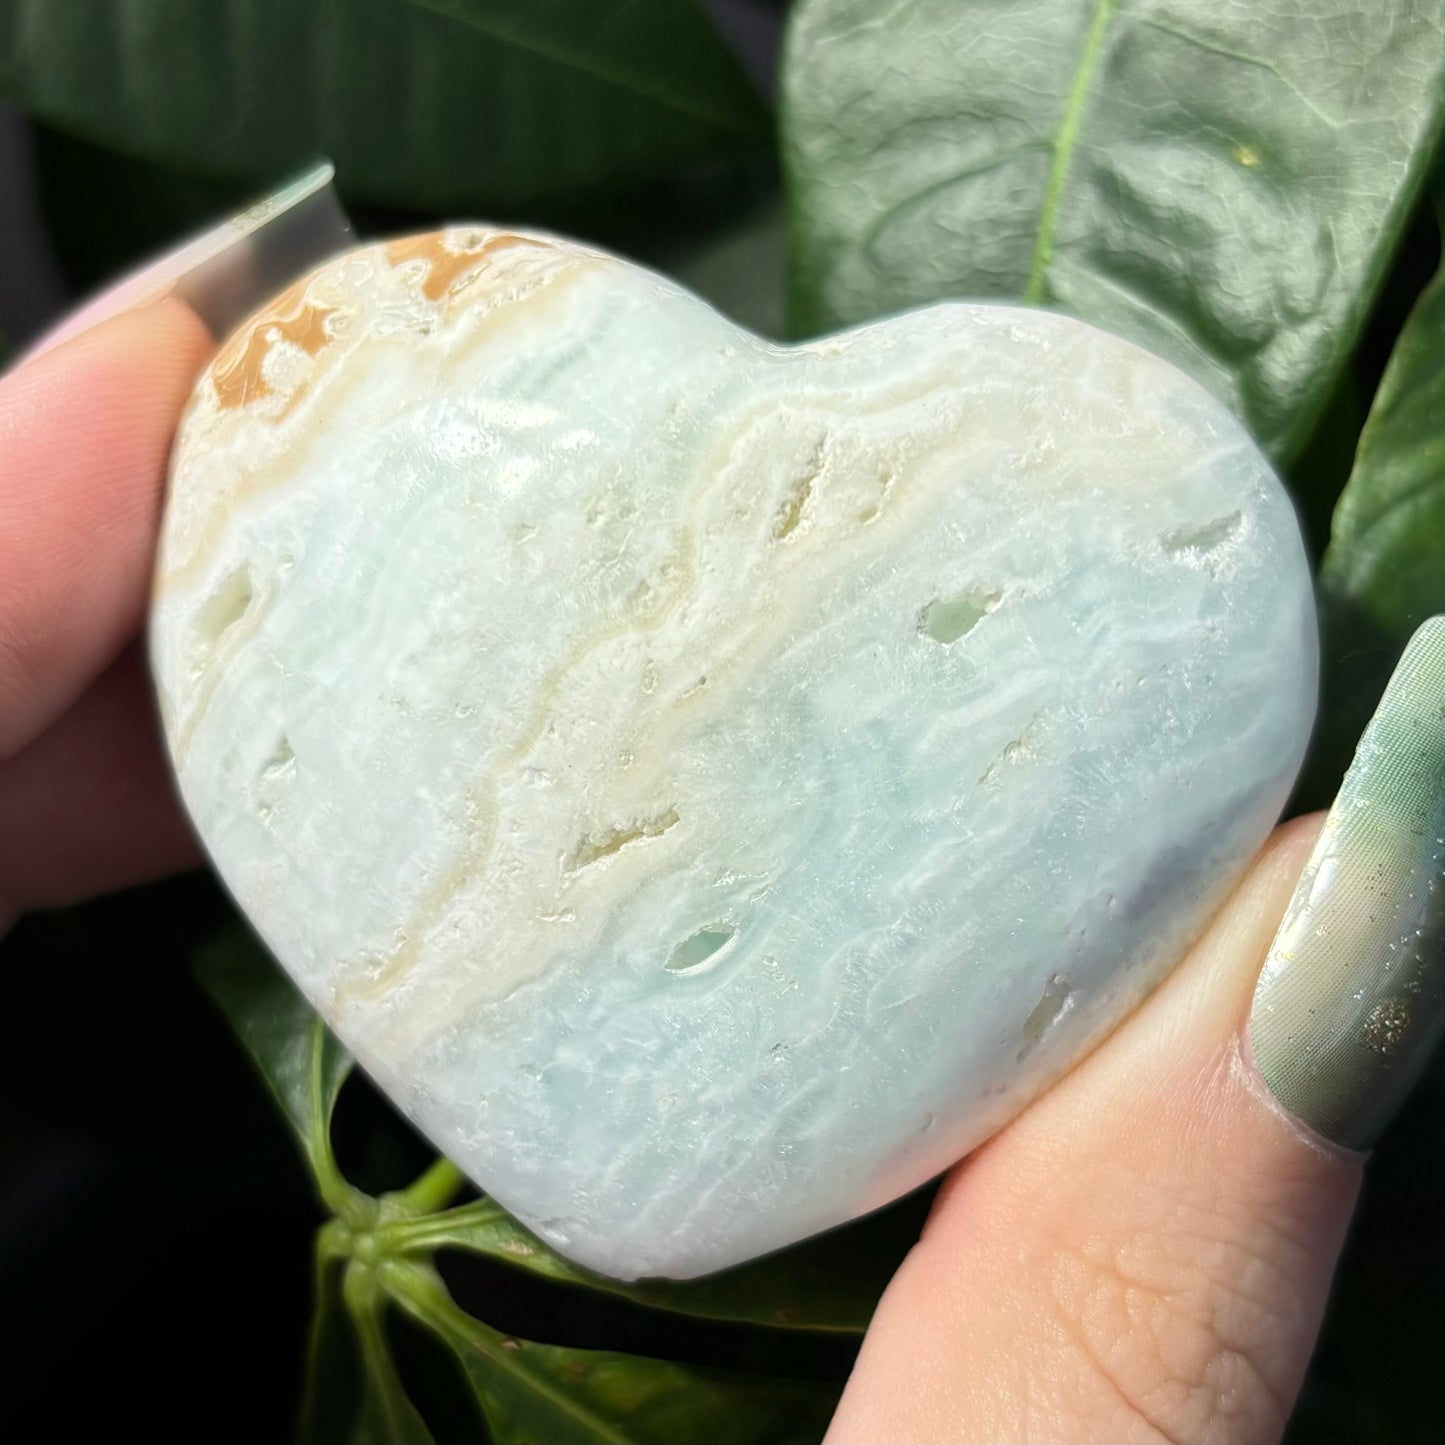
[152,229,1315,1279]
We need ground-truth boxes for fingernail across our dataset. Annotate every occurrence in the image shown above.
[1249,616,1445,1150]
[21,161,351,361]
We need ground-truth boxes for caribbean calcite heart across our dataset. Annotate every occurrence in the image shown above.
[152,229,1316,1279]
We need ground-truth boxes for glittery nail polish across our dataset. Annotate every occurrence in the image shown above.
[1250,616,1445,1150]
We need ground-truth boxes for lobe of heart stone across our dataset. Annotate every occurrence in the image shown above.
[151,227,1316,1279]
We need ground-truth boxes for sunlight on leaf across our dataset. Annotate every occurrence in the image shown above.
[782,0,1445,461]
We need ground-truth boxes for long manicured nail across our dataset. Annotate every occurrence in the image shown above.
[1250,617,1445,1150]
[21,161,350,361]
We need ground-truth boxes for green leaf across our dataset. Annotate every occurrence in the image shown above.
[665,201,789,339]
[1308,260,1444,795]
[345,1264,439,1445]
[194,924,357,1215]
[1322,262,1445,641]
[781,0,1445,460]
[0,0,765,213]
[384,1187,919,1333]
[406,0,768,137]
[386,1260,840,1445]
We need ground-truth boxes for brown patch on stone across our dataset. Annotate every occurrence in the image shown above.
[384,231,544,302]
[210,276,337,413]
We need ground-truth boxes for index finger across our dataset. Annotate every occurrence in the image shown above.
[0,297,215,758]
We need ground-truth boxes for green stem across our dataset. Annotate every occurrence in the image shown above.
[398,1156,467,1214]
[307,1017,365,1222]
[343,1262,434,1442]
[298,1237,345,1443]
[1025,0,1117,302]
[379,1196,509,1252]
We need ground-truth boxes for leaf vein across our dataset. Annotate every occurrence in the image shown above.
[1026,0,1118,303]
[1133,14,1342,130]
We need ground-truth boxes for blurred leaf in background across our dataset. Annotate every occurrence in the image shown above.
[0,0,769,213]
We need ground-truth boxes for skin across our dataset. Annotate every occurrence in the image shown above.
[0,296,1358,1442]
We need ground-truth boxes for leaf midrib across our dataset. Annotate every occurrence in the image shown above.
[1025,0,1119,302]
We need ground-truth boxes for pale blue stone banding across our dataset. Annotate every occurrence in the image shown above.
[152,230,1316,1278]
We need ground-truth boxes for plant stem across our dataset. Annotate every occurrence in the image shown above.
[398,1155,467,1214]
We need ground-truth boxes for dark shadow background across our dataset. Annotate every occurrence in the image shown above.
[1,2,1442,1441]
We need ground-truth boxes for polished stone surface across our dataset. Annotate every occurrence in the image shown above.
[152,229,1317,1278]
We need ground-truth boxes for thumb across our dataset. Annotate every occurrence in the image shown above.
[830,618,1444,1445]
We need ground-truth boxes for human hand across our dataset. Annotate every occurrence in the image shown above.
[0,297,214,935]
[830,621,1443,1443]
[0,165,346,937]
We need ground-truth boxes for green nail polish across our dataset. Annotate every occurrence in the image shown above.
[1250,616,1445,1150]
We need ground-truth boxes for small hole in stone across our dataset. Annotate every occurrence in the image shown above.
[1018,972,1075,1061]
[771,452,823,540]
[196,568,253,645]
[536,1217,576,1248]
[188,566,256,675]
[259,735,295,780]
[1160,511,1241,554]
[919,588,1000,645]
[666,924,737,976]
[569,807,678,871]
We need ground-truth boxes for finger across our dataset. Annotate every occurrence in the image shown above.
[0,161,352,762]
[830,619,1444,1445]
[0,644,200,931]
[0,298,214,758]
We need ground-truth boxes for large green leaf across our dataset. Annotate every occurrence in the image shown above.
[194,924,355,1211]
[782,0,1444,460]
[386,1260,840,1445]
[0,0,766,212]
[385,1189,916,1333]
[1308,260,1444,796]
